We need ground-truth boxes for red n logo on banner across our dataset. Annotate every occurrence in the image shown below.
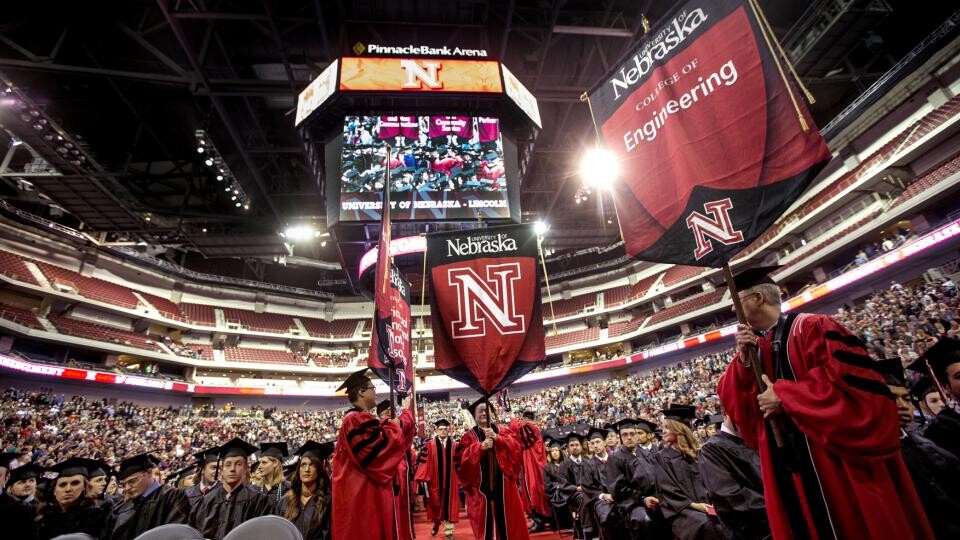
[447,263,526,339]
[686,198,745,260]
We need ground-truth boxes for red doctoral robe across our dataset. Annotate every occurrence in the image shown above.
[456,424,530,540]
[717,313,934,540]
[508,417,551,517]
[332,407,415,540]
[396,447,414,540]
[414,436,461,523]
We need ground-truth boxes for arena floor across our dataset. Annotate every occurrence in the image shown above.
[412,510,566,539]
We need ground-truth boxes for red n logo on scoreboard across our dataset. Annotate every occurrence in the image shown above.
[447,263,525,338]
[686,198,744,260]
[400,60,443,89]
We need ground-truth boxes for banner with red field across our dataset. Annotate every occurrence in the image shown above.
[586,0,831,267]
[426,224,545,396]
[368,262,413,395]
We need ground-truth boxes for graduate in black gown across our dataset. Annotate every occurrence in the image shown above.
[184,447,220,508]
[85,460,120,514]
[0,459,41,540]
[189,438,277,540]
[36,458,109,540]
[655,406,731,540]
[281,440,334,540]
[542,436,572,530]
[604,418,663,539]
[584,427,620,539]
[698,415,770,540]
[102,453,191,540]
[256,442,292,507]
[914,338,960,459]
[876,358,960,540]
[559,432,602,538]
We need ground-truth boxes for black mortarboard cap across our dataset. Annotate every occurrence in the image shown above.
[219,438,258,459]
[521,409,536,420]
[165,466,194,485]
[586,427,608,441]
[602,422,618,433]
[258,442,289,460]
[565,432,585,444]
[921,337,960,380]
[544,436,563,449]
[376,399,393,416]
[118,453,159,480]
[731,265,781,291]
[336,367,371,393]
[194,446,220,465]
[616,418,652,433]
[0,452,20,468]
[8,463,44,483]
[84,459,111,479]
[662,405,698,423]
[874,358,907,387]
[434,418,451,427]
[707,415,724,426]
[296,440,335,461]
[467,397,489,416]
[910,377,938,401]
[48,458,94,478]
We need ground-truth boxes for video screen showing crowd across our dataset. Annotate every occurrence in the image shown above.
[1,267,960,540]
[340,115,506,194]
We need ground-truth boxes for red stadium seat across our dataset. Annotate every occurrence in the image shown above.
[35,261,139,309]
[0,251,41,286]
[222,308,296,334]
[0,302,43,330]
[48,314,156,351]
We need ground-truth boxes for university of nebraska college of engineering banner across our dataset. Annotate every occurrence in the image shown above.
[587,0,831,267]
[426,224,545,396]
[368,262,413,395]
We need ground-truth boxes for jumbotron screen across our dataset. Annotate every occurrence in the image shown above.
[337,115,511,221]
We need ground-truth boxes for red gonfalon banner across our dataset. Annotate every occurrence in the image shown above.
[426,224,546,396]
[368,262,414,395]
[586,0,832,267]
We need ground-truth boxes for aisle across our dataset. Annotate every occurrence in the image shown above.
[412,509,566,539]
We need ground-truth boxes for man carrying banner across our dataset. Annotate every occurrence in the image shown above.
[415,419,460,539]
[331,368,414,540]
[457,399,529,540]
[717,266,933,539]
[509,409,551,532]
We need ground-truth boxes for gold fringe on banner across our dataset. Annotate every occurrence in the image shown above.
[748,0,816,105]
[747,0,810,131]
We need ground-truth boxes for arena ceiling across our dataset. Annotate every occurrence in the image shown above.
[0,0,956,297]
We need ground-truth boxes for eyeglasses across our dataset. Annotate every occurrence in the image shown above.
[361,385,375,391]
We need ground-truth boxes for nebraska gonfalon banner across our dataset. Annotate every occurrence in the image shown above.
[426,224,546,396]
[368,262,413,395]
[587,0,831,267]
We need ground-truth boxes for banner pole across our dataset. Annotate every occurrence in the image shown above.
[381,144,393,295]
[748,0,816,105]
[722,263,786,449]
[537,235,559,336]
[483,395,496,492]
[746,0,810,131]
[924,358,951,406]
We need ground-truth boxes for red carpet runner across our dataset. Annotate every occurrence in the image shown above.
[412,510,566,540]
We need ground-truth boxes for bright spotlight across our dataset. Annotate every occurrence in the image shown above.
[204,158,214,166]
[196,146,205,153]
[216,175,224,181]
[533,220,549,236]
[580,147,620,188]
[283,225,317,241]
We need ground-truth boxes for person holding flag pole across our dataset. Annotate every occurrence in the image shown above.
[331,144,415,540]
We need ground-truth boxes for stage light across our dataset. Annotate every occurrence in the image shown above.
[231,195,237,201]
[204,158,213,166]
[235,202,241,207]
[534,220,549,236]
[283,225,317,241]
[216,174,224,181]
[243,204,249,210]
[580,147,619,188]
[196,146,204,153]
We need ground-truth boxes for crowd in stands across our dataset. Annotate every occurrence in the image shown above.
[1,275,957,478]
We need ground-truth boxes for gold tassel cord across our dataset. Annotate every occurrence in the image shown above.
[537,235,559,337]
[748,0,816,105]
[747,0,809,132]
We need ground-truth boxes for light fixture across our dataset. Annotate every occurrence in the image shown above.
[282,225,319,242]
[204,158,213,166]
[195,129,247,211]
[533,220,549,236]
[580,147,620,188]
[196,146,205,153]
[216,174,224,181]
